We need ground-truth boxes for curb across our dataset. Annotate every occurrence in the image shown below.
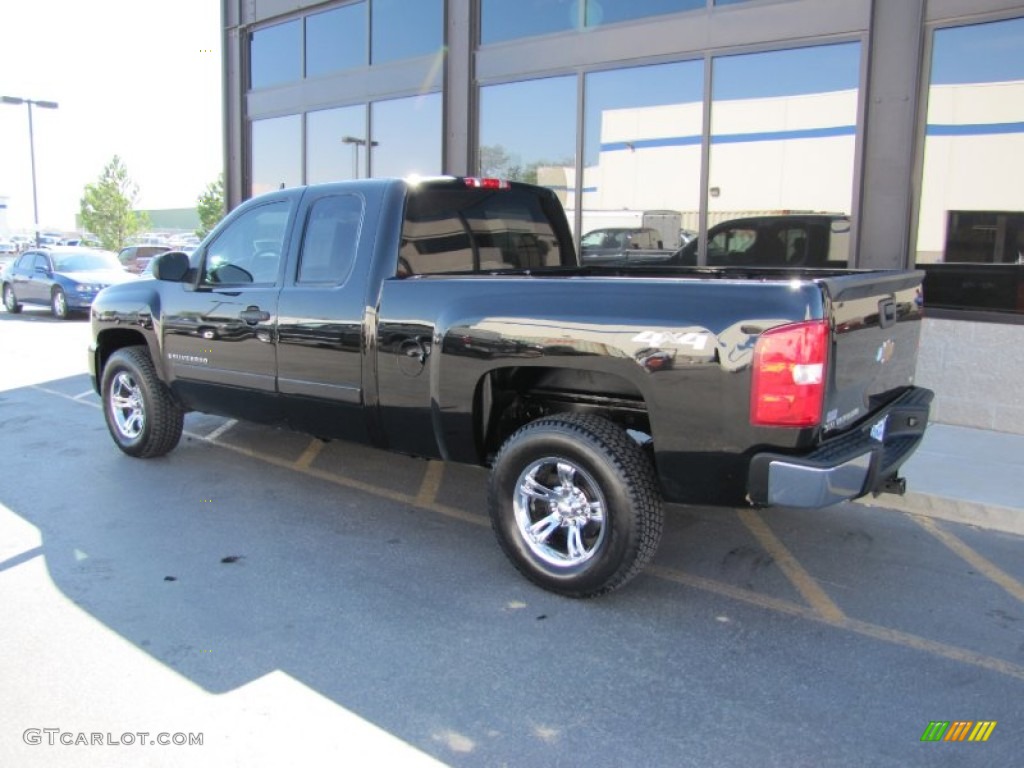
[857,492,1024,537]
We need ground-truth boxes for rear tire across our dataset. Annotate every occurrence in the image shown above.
[3,284,21,313]
[101,346,184,458]
[488,413,663,597]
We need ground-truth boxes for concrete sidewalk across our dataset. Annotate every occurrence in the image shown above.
[859,423,1024,536]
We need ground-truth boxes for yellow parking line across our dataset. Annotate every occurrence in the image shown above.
[32,385,100,408]
[738,508,847,623]
[415,461,445,506]
[205,418,237,442]
[34,387,1024,683]
[193,432,488,528]
[911,514,1024,605]
[648,564,1024,682]
[294,438,325,470]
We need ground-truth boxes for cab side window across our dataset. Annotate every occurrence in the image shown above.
[297,195,362,284]
[202,201,290,285]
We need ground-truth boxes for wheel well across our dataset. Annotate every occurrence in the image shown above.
[96,330,151,381]
[476,366,651,462]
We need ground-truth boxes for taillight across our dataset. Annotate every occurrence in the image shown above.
[750,319,829,427]
[463,177,510,190]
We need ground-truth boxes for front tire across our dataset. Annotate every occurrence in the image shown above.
[488,413,663,597]
[3,284,21,313]
[101,346,184,457]
[51,287,68,319]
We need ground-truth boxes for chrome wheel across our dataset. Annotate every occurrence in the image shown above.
[513,457,607,568]
[109,371,146,439]
[51,288,67,319]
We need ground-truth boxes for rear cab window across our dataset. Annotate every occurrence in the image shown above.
[398,181,575,276]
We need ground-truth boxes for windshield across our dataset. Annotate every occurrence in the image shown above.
[581,230,626,248]
[52,251,123,272]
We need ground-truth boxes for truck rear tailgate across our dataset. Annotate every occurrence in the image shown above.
[821,271,925,435]
[747,270,933,508]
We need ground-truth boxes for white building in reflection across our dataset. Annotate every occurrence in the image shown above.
[548,80,1024,261]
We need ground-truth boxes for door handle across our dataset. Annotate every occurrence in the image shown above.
[239,306,270,324]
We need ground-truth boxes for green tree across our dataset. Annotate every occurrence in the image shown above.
[477,145,572,185]
[196,174,225,239]
[78,155,147,252]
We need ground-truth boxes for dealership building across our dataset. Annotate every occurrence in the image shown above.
[220,0,1024,434]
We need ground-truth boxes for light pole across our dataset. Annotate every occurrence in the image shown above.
[1,95,59,247]
[341,135,378,180]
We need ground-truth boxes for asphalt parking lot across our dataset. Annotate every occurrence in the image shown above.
[1,309,1022,767]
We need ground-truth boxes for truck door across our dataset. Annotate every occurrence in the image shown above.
[276,192,371,443]
[160,198,291,418]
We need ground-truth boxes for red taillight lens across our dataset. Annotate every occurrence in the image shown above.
[463,177,510,190]
[750,319,828,427]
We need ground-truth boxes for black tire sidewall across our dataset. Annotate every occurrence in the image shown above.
[489,423,647,596]
[4,285,20,312]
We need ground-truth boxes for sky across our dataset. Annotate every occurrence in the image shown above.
[0,0,223,233]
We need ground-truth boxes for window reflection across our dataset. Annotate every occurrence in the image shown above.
[915,17,1024,314]
[586,1,704,27]
[479,76,577,206]
[370,93,443,178]
[307,106,369,183]
[917,18,1024,265]
[251,115,302,196]
[250,20,301,89]
[372,0,443,64]
[581,61,703,257]
[482,0,713,41]
[306,3,367,78]
[708,43,861,266]
[480,0,576,44]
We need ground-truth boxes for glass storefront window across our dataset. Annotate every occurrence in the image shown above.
[251,115,302,196]
[478,76,577,208]
[372,0,443,64]
[586,1,705,27]
[581,60,704,256]
[480,0,577,44]
[482,0,712,42]
[915,17,1024,315]
[306,3,367,78]
[370,93,443,178]
[250,20,301,89]
[307,105,369,183]
[707,43,861,266]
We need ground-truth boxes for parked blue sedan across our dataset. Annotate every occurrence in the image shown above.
[1,247,138,319]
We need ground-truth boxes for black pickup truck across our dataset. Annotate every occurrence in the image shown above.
[89,177,933,597]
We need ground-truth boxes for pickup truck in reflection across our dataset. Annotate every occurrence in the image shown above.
[598,213,851,268]
[89,177,932,598]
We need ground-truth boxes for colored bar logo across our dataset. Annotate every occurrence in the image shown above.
[921,721,996,742]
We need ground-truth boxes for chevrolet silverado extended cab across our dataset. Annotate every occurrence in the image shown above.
[89,177,933,597]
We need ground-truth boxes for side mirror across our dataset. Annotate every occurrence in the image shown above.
[152,250,190,282]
